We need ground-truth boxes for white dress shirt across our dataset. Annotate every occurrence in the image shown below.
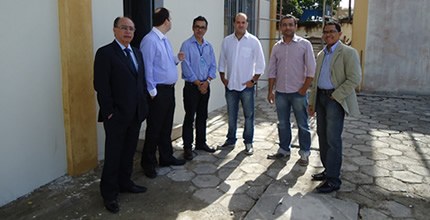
[218,31,265,91]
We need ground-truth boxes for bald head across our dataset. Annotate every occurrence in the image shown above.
[234,13,248,22]
[233,13,248,37]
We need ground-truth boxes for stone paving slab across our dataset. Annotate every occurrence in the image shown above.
[245,181,358,220]
[0,93,429,220]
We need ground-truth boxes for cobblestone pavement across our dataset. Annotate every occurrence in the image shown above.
[0,93,429,219]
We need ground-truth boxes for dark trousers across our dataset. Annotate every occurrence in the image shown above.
[100,113,142,201]
[141,85,175,169]
[316,91,345,187]
[182,82,210,149]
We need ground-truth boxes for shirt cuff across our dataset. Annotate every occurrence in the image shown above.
[149,88,157,97]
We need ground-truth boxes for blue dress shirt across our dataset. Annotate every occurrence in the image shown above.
[318,40,340,89]
[180,35,216,82]
[140,27,179,96]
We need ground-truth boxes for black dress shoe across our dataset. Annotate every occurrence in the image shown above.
[159,157,186,166]
[120,184,147,193]
[316,180,340,193]
[144,168,157,179]
[195,144,216,153]
[184,148,193,160]
[104,199,119,213]
[311,171,327,181]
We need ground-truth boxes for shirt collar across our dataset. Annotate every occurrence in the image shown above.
[152,27,166,40]
[191,35,207,46]
[281,34,299,44]
[115,39,132,51]
[324,40,340,54]
[234,31,250,40]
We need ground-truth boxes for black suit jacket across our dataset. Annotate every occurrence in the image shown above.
[94,40,148,123]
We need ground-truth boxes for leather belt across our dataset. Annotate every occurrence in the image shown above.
[185,82,197,86]
[157,84,175,88]
[318,88,335,95]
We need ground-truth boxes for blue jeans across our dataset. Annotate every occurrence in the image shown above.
[225,87,255,145]
[316,92,345,187]
[275,92,311,157]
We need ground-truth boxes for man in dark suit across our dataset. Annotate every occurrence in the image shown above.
[94,17,149,213]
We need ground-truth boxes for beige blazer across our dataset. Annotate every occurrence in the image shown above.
[309,42,362,116]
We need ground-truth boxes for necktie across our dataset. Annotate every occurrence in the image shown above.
[124,48,137,73]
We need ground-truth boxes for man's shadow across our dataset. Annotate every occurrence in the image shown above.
[227,156,308,219]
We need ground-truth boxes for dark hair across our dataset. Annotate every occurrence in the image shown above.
[280,14,297,25]
[324,20,341,32]
[113,16,132,28]
[153,7,170,27]
[193,16,208,27]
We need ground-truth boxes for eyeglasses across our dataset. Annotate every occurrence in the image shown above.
[322,30,338,34]
[281,23,295,27]
[117,25,136,32]
[193,25,207,30]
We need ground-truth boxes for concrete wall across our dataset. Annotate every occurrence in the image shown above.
[363,0,430,95]
[91,0,123,159]
[0,0,67,206]
[258,0,271,86]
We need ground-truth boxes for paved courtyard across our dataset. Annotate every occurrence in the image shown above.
[0,92,429,219]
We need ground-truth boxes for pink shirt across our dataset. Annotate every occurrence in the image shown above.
[267,35,316,93]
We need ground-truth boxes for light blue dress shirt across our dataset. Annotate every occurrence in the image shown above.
[140,27,179,96]
[180,35,216,82]
[318,41,340,89]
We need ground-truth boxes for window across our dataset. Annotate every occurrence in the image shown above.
[224,0,256,36]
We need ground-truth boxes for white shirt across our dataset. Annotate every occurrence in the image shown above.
[218,31,265,91]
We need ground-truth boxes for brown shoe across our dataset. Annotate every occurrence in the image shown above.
[298,155,309,166]
[184,148,193,160]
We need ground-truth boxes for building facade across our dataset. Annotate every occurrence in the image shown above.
[0,0,272,206]
[2,0,428,207]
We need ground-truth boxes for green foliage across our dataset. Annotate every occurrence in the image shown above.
[277,0,342,19]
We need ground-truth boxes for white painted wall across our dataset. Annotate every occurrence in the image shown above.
[363,0,430,95]
[91,0,123,159]
[257,0,271,88]
[0,0,66,206]
[164,0,226,125]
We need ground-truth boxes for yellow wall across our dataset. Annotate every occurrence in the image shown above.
[351,0,369,90]
[58,0,98,175]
